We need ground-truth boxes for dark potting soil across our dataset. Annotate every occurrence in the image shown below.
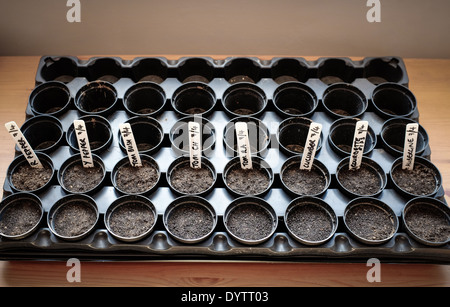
[53,203,97,238]
[0,201,41,236]
[287,204,333,242]
[226,204,273,241]
[405,203,450,243]
[226,165,270,195]
[115,161,158,194]
[11,163,53,191]
[167,203,214,240]
[170,164,214,194]
[285,144,304,153]
[338,165,382,195]
[109,202,155,238]
[392,164,437,195]
[346,205,395,241]
[282,164,327,195]
[62,163,103,193]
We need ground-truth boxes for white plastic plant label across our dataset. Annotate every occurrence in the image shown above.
[119,123,142,167]
[5,121,43,169]
[402,123,419,170]
[349,120,369,170]
[300,122,322,171]
[188,121,202,169]
[235,122,253,170]
[73,119,94,168]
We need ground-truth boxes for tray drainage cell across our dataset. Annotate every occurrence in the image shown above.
[164,196,217,244]
[171,82,217,117]
[105,195,157,242]
[75,81,118,116]
[123,82,166,117]
[277,117,323,156]
[47,194,99,241]
[0,192,44,240]
[284,196,338,246]
[87,58,122,83]
[18,115,64,154]
[130,58,168,83]
[66,115,113,154]
[270,58,308,84]
[363,57,403,84]
[322,83,368,118]
[344,197,398,245]
[317,58,356,85]
[371,83,417,118]
[402,197,450,246]
[29,81,72,116]
[224,196,278,245]
[224,58,262,84]
[222,83,267,117]
[118,116,164,155]
[40,56,78,83]
[177,58,215,83]
[273,82,318,118]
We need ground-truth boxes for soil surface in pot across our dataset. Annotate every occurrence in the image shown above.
[109,202,155,238]
[0,201,41,236]
[167,203,214,240]
[53,203,97,238]
[287,204,333,242]
[227,204,273,241]
[282,165,327,195]
[338,165,382,195]
[346,205,395,241]
[226,165,270,195]
[62,163,103,193]
[115,161,158,194]
[11,163,53,191]
[392,164,437,195]
[170,164,214,194]
[405,204,450,243]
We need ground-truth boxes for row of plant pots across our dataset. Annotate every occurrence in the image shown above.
[38,56,406,86]
[29,79,417,120]
[1,192,448,247]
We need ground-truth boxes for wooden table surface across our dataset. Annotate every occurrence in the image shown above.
[0,56,449,287]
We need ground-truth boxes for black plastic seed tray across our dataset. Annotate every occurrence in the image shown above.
[0,55,448,263]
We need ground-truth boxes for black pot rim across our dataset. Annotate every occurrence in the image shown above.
[0,192,44,240]
[171,82,217,117]
[343,197,399,245]
[29,81,72,117]
[402,197,450,246]
[221,82,267,117]
[163,195,217,244]
[276,117,323,156]
[321,83,368,118]
[284,196,338,246]
[123,81,167,117]
[118,116,164,155]
[19,115,64,154]
[272,81,318,118]
[104,194,158,242]
[371,82,417,118]
[74,80,118,116]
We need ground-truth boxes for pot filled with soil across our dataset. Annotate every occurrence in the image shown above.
[130,58,168,83]
[74,81,118,116]
[328,118,377,157]
[270,58,308,84]
[224,196,278,245]
[67,115,113,154]
[39,56,79,83]
[105,195,157,242]
[223,156,274,197]
[380,118,429,157]
[371,83,417,118]
[112,154,160,195]
[363,57,403,84]
[284,196,338,246]
[390,156,442,198]
[18,115,64,154]
[171,82,216,116]
[123,82,166,116]
[402,197,450,246]
[277,117,323,156]
[222,83,267,117]
[177,58,215,83]
[167,156,216,196]
[317,58,356,84]
[280,156,330,197]
[163,196,217,244]
[170,116,216,157]
[322,83,367,118]
[7,152,54,194]
[0,192,43,240]
[272,82,318,118]
[344,197,398,245]
[224,58,262,84]
[223,117,270,157]
[29,81,72,116]
[58,154,106,195]
[86,57,122,83]
[47,194,99,241]
[336,157,387,197]
[118,116,164,155]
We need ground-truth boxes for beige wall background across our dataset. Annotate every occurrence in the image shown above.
[1,0,449,58]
